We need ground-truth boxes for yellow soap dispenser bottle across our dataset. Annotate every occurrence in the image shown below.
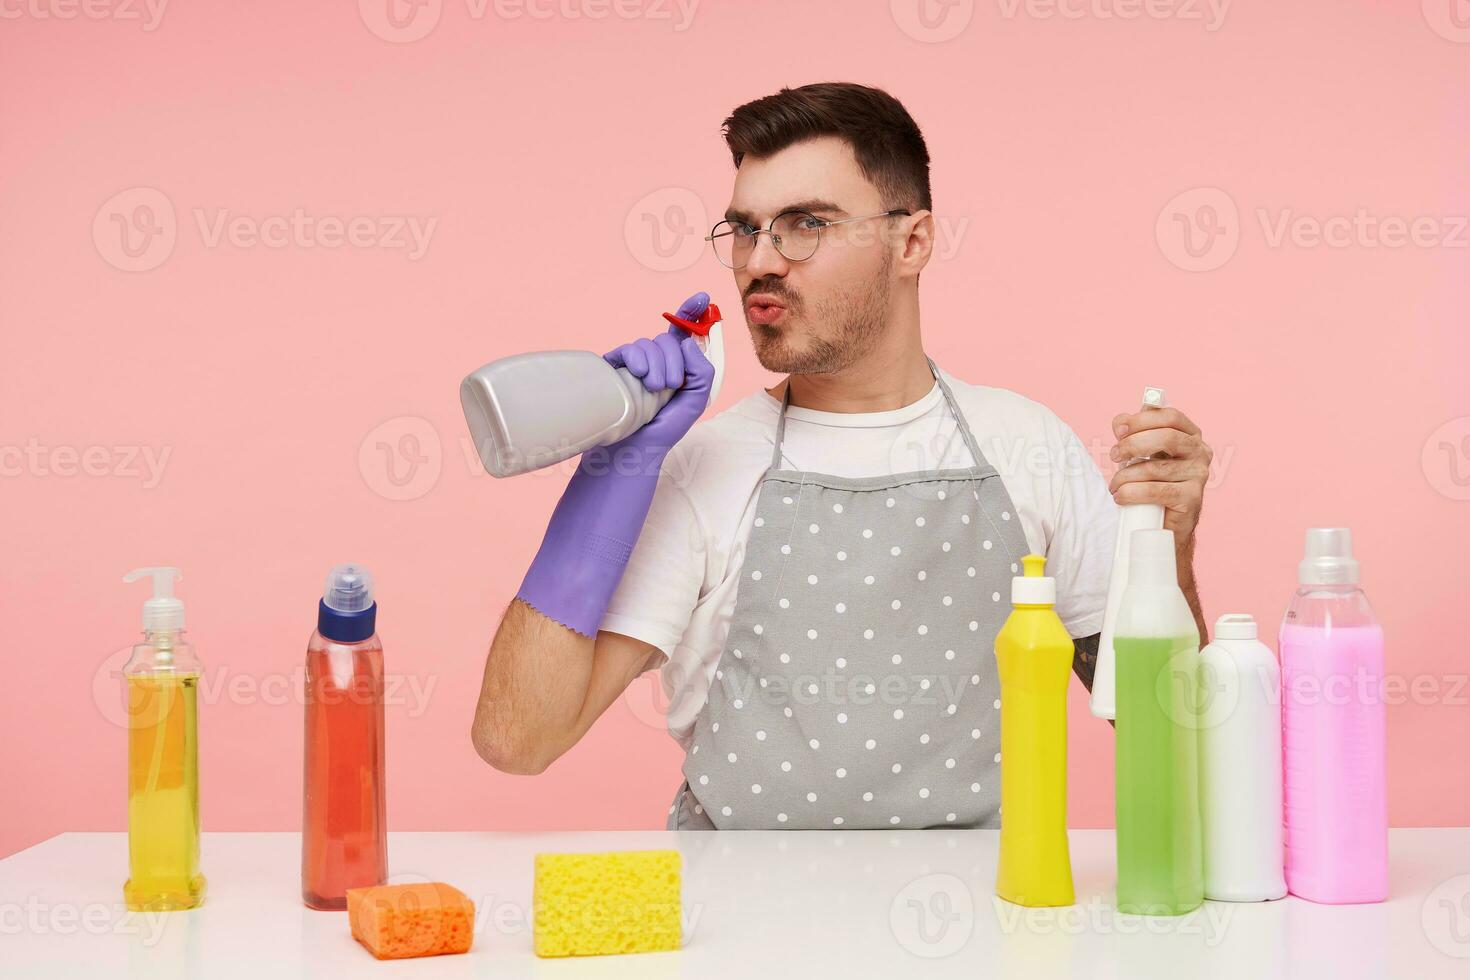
[122,567,206,912]
[995,554,1075,907]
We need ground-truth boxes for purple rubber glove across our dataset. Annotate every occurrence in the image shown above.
[517,292,715,637]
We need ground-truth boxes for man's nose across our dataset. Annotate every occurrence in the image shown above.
[742,231,790,282]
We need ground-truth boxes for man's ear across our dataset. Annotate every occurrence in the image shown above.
[897,209,935,280]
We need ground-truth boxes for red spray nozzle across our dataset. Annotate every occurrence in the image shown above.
[663,303,721,337]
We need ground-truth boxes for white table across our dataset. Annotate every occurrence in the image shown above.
[3,830,1467,978]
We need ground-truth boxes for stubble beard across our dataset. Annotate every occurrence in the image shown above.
[749,253,893,376]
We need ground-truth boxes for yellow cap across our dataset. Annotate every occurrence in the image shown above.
[1012,553,1055,604]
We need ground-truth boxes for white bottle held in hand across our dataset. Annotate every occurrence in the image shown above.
[1199,613,1288,902]
[1090,385,1168,720]
[459,303,725,478]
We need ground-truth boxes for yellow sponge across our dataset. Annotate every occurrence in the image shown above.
[533,849,681,957]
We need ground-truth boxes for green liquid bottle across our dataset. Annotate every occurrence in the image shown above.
[1114,529,1202,916]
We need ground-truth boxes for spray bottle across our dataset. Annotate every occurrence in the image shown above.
[1113,529,1203,916]
[460,303,724,477]
[302,564,387,910]
[1091,386,1168,720]
[1280,528,1387,904]
[122,567,206,912]
[995,554,1076,908]
[1199,613,1287,901]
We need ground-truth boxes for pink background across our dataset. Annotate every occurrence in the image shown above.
[2,1,1467,858]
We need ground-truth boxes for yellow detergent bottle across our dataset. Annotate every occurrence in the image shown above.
[994,554,1075,908]
[122,567,206,912]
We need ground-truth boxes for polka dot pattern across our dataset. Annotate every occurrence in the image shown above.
[670,370,1026,831]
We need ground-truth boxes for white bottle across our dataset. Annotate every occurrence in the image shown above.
[1090,385,1168,720]
[459,310,724,478]
[1199,613,1287,902]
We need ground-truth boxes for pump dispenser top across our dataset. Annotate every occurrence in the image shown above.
[123,567,185,631]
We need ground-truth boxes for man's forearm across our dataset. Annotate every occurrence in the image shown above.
[1072,632,1099,692]
[1176,533,1209,646]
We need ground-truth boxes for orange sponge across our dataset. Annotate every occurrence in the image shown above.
[346,882,475,960]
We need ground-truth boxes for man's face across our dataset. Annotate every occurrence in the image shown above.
[724,137,902,375]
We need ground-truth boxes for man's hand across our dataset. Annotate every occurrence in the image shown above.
[1107,406,1213,548]
[1107,404,1213,644]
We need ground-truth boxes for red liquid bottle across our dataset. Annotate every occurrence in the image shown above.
[302,564,387,910]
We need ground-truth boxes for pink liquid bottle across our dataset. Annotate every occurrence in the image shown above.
[302,564,387,910]
[1280,528,1387,904]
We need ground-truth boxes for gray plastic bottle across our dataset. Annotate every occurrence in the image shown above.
[460,313,724,478]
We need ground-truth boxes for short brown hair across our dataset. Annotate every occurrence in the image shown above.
[722,82,932,213]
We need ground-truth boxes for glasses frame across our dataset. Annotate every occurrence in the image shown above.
[705,208,914,269]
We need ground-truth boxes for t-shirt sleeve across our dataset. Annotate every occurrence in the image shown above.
[599,469,706,659]
[1046,420,1119,637]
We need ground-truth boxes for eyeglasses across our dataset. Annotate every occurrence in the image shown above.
[706,208,913,270]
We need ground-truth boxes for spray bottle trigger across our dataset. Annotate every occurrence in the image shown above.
[662,303,721,337]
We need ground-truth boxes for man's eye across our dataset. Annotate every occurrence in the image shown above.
[795,215,825,231]
[733,223,758,236]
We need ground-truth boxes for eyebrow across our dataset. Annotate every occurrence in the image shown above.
[724,199,850,224]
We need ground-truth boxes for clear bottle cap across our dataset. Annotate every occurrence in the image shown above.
[123,566,185,631]
[1298,527,1360,585]
[324,564,375,613]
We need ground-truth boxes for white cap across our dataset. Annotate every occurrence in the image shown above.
[1011,554,1056,605]
[1214,613,1258,640]
[123,566,184,631]
[1127,528,1178,587]
[324,563,375,613]
[1141,386,1167,409]
[1298,527,1360,585]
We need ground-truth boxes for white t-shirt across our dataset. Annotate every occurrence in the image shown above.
[601,365,1120,745]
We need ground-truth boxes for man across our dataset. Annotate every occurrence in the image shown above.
[471,82,1212,830]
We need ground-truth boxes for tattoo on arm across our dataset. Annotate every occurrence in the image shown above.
[1072,633,1100,693]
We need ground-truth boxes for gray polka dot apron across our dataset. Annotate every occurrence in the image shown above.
[668,360,1030,830]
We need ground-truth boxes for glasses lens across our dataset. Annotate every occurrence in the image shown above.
[771,211,822,262]
[710,221,751,269]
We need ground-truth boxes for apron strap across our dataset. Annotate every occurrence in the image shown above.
[770,382,794,470]
[770,358,991,475]
[928,357,991,477]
